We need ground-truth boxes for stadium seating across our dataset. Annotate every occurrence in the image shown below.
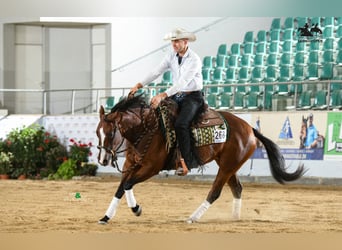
[201,16,342,111]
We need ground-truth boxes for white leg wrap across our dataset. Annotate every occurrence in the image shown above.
[187,200,211,223]
[105,197,120,219]
[232,198,242,220]
[125,189,137,208]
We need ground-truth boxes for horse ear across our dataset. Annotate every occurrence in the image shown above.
[100,105,105,117]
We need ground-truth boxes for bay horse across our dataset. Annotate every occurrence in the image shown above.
[97,95,305,224]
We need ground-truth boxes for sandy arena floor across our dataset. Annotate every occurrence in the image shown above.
[0,177,341,233]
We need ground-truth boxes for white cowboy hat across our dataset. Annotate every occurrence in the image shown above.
[163,28,196,42]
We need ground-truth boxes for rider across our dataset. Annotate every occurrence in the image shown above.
[130,27,204,176]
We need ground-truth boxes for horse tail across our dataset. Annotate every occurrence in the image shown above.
[252,128,306,184]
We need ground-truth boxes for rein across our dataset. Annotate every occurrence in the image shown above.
[118,105,159,174]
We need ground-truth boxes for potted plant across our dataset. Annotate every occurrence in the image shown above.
[0,151,13,179]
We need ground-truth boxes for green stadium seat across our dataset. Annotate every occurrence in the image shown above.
[296,90,312,110]
[278,65,292,82]
[279,53,292,67]
[310,17,322,27]
[225,67,238,84]
[312,90,328,110]
[307,63,319,80]
[322,50,334,63]
[230,43,241,55]
[323,26,334,39]
[237,67,250,94]
[215,54,228,69]
[253,54,266,67]
[269,29,281,41]
[283,29,295,42]
[296,17,308,29]
[105,96,115,111]
[282,41,294,54]
[217,44,228,56]
[293,64,306,82]
[233,92,245,110]
[227,55,240,68]
[240,54,253,68]
[270,18,281,31]
[202,56,215,69]
[207,93,218,109]
[284,17,295,30]
[263,91,273,110]
[243,43,254,55]
[320,62,334,80]
[294,52,306,66]
[266,54,278,66]
[322,38,335,51]
[256,30,268,43]
[255,42,267,55]
[329,90,342,109]
[243,31,254,45]
[250,65,264,94]
[246,92,260,111]
[336,26,342,39]
[202,68,213,85]
[161,71,172,84]
[336,50,342,66]
[296,41,307,53]
[323,17,335,27]
[309,40,321,52]
[269,41,281,55]
[219,93,231,110]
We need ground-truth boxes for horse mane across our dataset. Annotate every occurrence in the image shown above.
[111,94,148,113]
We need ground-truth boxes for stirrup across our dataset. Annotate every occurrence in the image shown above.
[175,159,189,176]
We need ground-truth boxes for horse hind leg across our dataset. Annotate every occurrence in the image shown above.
[187,167,230,224]
[227,174,243,220]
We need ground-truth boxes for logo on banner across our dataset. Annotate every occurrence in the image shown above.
[279,116,293,139]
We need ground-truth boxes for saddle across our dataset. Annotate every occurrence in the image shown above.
[158,99,229,152]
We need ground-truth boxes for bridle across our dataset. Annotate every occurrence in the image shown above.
[97,120,127,173]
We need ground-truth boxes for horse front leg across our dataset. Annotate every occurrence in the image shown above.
[98,181,125,224]
[124,188,142,216]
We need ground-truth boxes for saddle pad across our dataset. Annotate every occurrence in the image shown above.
[158,106,229,151]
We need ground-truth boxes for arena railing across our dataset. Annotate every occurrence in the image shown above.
[0,80,340,115]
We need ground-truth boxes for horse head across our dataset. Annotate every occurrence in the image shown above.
[96,105,124,166]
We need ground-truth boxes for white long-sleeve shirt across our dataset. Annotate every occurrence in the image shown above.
[141,47,203,97]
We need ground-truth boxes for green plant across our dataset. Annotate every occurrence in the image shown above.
[49,159,77,180]
[68,138,92,165]
[4,124,68,178]
[0,151,13,175]
[77,162,98,176]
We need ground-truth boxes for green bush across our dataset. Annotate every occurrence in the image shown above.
[1,124,68,178]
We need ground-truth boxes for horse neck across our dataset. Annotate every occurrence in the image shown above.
[119,107,159,148]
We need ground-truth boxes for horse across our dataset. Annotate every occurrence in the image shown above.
[299,116,308,149]
[97,95,305,224]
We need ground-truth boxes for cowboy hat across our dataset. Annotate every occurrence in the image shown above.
[163,28,196,42]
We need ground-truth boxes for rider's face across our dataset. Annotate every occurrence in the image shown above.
[171,39,188,55]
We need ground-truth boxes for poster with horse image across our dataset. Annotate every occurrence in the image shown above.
[250,112,327,160]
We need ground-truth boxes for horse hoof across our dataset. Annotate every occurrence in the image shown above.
[132,205,142,216]
[98,215,110,225]
[186,218,195,224]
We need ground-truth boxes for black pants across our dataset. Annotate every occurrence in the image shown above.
[171,91,204,169]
